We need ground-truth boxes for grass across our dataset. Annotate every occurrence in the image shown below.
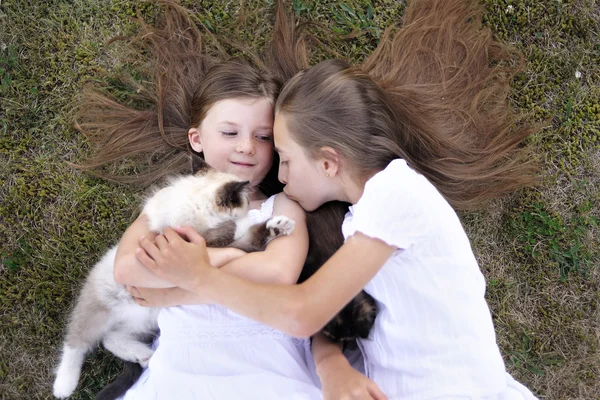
[1,0,599,399]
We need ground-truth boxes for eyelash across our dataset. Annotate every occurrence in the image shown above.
[280,160,289,166]
[221,132,272,142]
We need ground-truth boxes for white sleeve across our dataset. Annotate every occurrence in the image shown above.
[349,161,430,250]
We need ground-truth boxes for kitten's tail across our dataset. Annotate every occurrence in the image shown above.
[95,361,143,400]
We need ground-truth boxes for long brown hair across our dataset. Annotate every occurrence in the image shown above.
[275,0,537,211]
[73,0,537,209]
[73,1,284,195]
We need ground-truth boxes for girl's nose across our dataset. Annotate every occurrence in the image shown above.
[236,138,255,155]
[278,169,287,185]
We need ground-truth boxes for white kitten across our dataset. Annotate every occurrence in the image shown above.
[53,169,294,399]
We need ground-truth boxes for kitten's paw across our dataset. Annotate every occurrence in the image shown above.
[53,346,85,399]
[266,216,295,237]
[53,373,79,399]
[128,345,154,368]
[137,350,154,368]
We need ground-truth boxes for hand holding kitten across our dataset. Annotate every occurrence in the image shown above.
[137,226,215,293]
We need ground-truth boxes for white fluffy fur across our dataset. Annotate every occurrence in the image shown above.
[144,173,250,235]
[53,170,293,399]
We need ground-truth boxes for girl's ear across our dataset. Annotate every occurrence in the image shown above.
[319,146,340,178]
[188,127,203,153]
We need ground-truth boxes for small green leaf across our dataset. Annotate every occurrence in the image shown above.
[340,4,357,18]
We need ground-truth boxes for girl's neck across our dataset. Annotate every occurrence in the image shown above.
[341,168,379,205]
[249,187,268,202]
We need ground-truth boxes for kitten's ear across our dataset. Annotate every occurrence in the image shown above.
[216,180,251,209]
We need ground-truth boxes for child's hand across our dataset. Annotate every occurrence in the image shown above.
[127,285,206,307]
[317,354,387,400]
[136,226,214,293]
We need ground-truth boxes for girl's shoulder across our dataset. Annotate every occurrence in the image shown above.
[347,159,454,249]
[272,193,306,221]
[250,193,304,223]
[361,159,439,210]
[368,159,430,194]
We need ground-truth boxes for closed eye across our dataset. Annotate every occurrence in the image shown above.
[256,135,273,142]
[222,131,237,136]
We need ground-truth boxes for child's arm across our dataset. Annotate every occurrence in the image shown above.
[312,334,387,400]
[136,229,395,337]
[214,194,308,284]
[121,193,308,301]
[114,214,248,288]
[128,195,308,307]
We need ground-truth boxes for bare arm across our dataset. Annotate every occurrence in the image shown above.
[311,333,344,370]
[312,333,387,400]
[137,230,395,337]
[130,194,309,307]
[114,213,246,288]
[114,213,173,288]
[216,194,308,284]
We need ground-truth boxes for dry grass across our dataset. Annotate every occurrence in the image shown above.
[1,0,599,399]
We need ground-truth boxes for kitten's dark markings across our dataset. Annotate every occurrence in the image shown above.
[96,362,142,400]
[203,221,237,247]
[97,174,377,399]
[92,169,292,400]
[216,180,251,210]
[302,201,378,344]
[242,223,272,250]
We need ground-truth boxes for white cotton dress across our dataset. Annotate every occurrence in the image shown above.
[121,196,322,400]
[342,159,539,400]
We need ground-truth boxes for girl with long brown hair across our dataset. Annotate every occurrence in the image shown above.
[61,2,360,399]
[134,0,540,398]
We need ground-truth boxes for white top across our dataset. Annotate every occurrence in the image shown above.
[343,159,537,400]
[121,195,322,400]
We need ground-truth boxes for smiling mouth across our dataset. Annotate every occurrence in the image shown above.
[230,161,255,167]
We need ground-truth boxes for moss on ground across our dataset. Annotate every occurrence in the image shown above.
[1,0,598,398]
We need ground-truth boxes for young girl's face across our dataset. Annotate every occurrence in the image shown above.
[189,98,274,191]
[274,113,333,211]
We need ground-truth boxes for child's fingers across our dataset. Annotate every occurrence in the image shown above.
[174,226,206,246]
[136,246,160,273]
[367,383,387,400]
[140,236,162,261]
[163,227,182,243]
[155,234,169,249]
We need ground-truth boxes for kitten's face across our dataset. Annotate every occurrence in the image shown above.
[192,169,251,219]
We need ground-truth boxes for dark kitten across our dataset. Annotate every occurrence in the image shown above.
[302,201,378,343]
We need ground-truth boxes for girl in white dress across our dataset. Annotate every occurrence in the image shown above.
[74,2,365,399]
[134,0,541,399]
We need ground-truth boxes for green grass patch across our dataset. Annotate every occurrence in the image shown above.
[1,0,599,399]
[512,201,598,279]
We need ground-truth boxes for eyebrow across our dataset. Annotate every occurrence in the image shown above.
[220,121,273,131]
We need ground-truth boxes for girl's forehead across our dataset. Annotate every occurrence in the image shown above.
[273,115,295,151]
[211,97,273,114]
[207,97,274,127]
